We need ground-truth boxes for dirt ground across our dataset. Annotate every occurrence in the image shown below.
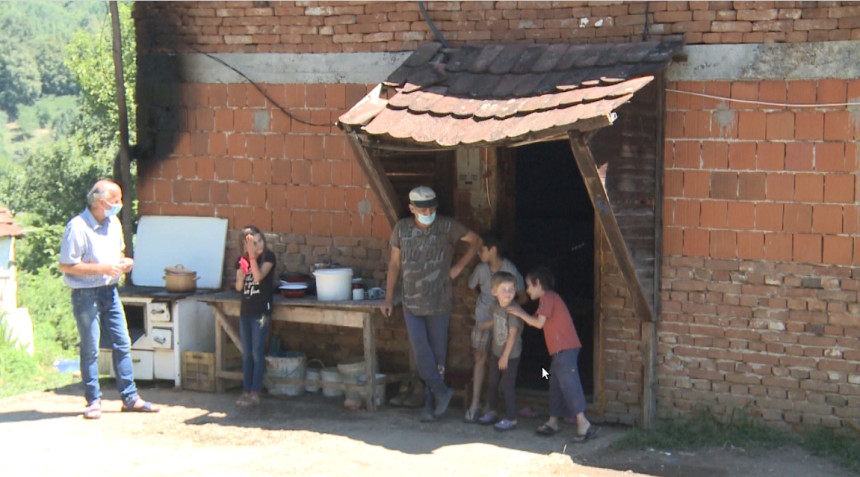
[0,380,854,477]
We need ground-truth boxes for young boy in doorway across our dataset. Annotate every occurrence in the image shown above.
[505,266,598,442]
[464,232,525,423]
[476,271,525,431]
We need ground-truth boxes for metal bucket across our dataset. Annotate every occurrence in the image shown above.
[321,367,343,397]
[304,359,324,393]
[337,360,366,400]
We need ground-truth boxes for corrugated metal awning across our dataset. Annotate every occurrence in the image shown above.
[339,39,683,149]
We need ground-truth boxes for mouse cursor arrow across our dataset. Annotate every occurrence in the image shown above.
[541,368,549,379]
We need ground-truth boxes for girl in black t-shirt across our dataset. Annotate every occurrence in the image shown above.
[234,225,276,407]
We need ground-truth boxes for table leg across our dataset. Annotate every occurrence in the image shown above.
[363,311,376,411]
[215,316,225,393]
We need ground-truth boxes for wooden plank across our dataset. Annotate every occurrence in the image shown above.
[363,313,377,411]
[346,132,405,227]
[271,307,365,328]
[641,320,657,429]
[212,306,243,352]
[569,132,654,323]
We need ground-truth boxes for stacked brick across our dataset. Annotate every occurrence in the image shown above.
[661,78,859,429]
[135,1,860,54]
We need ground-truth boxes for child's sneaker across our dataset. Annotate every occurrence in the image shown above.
[493,418,517,431]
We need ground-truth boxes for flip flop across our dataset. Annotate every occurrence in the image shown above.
[121,398,160,413]
[571,425,599,443]
[478,411,499,425]
[83,401,101,420]
[536,423,558,436]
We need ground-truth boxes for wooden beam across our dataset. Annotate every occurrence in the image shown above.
[346,132,405,227]
[641,320,657,429]
[568,132,655,323]
[109,2,134,266]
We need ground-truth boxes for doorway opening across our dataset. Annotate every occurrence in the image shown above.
[511,140,595,397]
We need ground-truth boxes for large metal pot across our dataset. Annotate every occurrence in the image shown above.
[163,264,199,292]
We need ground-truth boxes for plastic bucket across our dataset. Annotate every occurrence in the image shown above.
[321,367,343,397]
[313,268,353,301]
[337,359,366,400]
[304,359,324,393]
[265,351,305,396]
[357,373,387,407]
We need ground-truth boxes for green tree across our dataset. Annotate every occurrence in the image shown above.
[0,45,42,117]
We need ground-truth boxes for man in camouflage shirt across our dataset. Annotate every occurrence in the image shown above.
[381,186,481,422]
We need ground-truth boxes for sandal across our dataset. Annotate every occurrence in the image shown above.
[235,393,250,407]
[83,400,101,420]
[463,408,481,424]
[571,425,600,443]
[493,418,517,431]
[121,398,160,413]
[536,422,558,436]
[477,411,499,425]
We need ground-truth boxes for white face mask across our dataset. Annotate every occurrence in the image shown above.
[104,200,122,217]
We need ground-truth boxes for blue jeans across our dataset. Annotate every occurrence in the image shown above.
[72,286,138,407]
[402,308,449,392]
[549,348,587,418]
[239,313,270,393]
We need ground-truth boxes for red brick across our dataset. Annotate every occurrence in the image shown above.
[189,180,209,203]
[227,83,246,108]
[701,141,729,169]
[266,183,286,210]
[794,111,823,140]
[272,208,291,234]
[310,212,331,235]
[685,111,711,138]
[845,205,859,234]
[710,172,738,199]
[664,227,683,255]
[178,156,196,179]
[251,157,272,183]
[214,109,234,132]
[214,157,233,180]
[284,84,305,108]
[246,134,265,158]
[816,143,846,172]
[783,204,812,232]
[765,233,792,261]
[331,161,352,186]
[785,142,814,171]
[325,134,347,160]
[227,182,248,206]
[209,133,227,157]
[674,140,701,168]
[756,142,784,170]
[285,185,305,209]
[371,215,392,240]
[822,235,853,265]
[738,172,766,200]
[728,142,756,170]
[197,156,215,180]
[728,202,756,230]
[737,231,765,259]
[304,135,325,160]
[700,200,727,228]
[292,160,311,184]
[756,203,784,231]
[813,204,843,234]
[284,134,303,159]
[710,230,737,258]
[766,111,795,140]
[675,199,701,227]
[208,84,227,107]
[265,135,284,159]
[271,158,291,184]
[795,173,824,202]
[818,79,847,104]
[311,161,331,185]
[684,171,710,198]
[787,80,816,105]
[664,170,684,198]
[684,229,710,256]
[247,183,267,208]
[665,112,683,138]
[731,81,759,103]
[737,111,766,139]
[172,180,192,203]
[292,211,311,234]
[305,186,325,209]
[758,80,786,103]
[793,234,822,263]
[823,174,856,204]
[234,157,252,182]
[823,111,852,140]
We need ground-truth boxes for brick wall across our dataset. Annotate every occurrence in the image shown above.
[135,1,860,54]
[661,78,860,430]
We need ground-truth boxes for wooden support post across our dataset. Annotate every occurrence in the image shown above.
[641,320,657,429]
[345,133,405,227]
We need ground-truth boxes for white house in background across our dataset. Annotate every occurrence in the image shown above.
[0,206,32,355]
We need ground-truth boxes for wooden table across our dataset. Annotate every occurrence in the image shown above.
[195,291,390,411]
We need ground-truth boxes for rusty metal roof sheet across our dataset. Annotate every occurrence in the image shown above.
[339,39,683,149]
[0,207,23,237]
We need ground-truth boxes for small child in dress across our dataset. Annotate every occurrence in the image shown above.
[476,271,525,431]
[234,225,277,407]
[464,232,525,423]
[505,266,598,442]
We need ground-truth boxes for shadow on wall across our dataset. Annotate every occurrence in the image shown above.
[135,53,181,178]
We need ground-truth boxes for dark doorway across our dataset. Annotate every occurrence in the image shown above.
[512,140,595,396]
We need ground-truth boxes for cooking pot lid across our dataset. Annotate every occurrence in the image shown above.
[164,264,196,275]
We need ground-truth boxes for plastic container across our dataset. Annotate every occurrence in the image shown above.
[321,367,343,397]
[337,359,366,401]
[265,351,306,396]
[357,373,387,407]
[313,268,353,301]
[304,359,325,393]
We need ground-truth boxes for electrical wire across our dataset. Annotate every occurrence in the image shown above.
[419,1,449,49]
[666,88,860,109]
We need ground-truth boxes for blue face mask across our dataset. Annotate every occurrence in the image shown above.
[105,202,122,217]
[417,211,436,225]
